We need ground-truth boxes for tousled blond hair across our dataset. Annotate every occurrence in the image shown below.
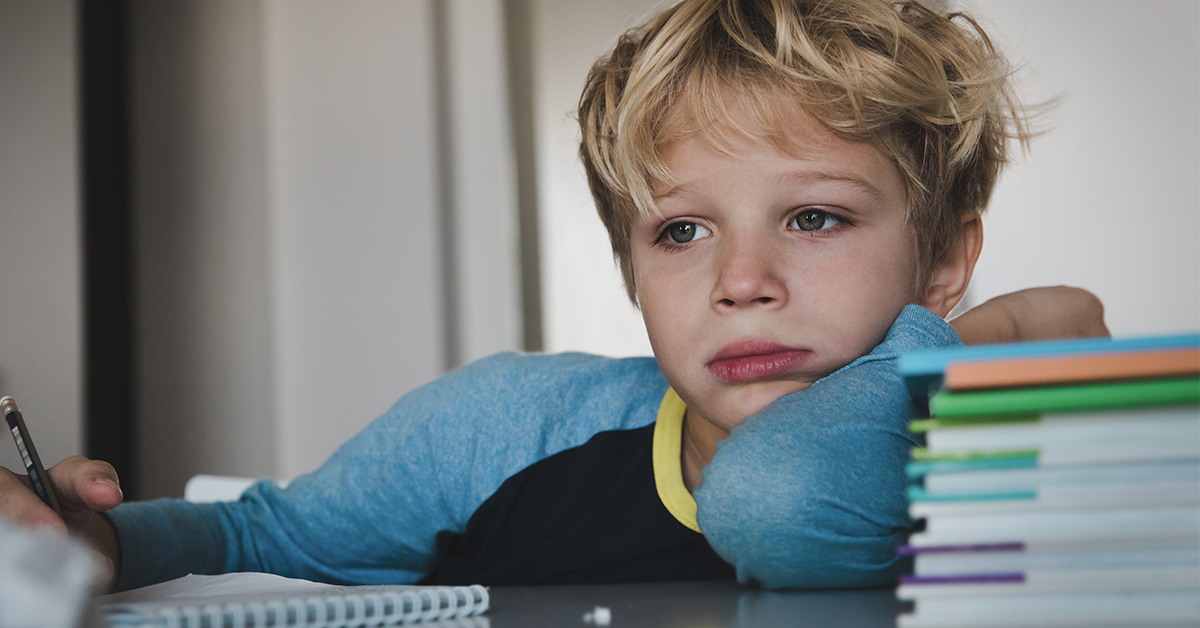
[578,0,1033,302]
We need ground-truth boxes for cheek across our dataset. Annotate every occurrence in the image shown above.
[635,250,708,329]
[634,257,716,401]
[634,260,687,363]
[640,288,701,368]
[848,224,921,299]
[809,232,920,349]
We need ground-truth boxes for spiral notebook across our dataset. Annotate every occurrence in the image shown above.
[98,573,489,627]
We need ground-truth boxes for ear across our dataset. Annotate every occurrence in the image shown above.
[921,212,983,317]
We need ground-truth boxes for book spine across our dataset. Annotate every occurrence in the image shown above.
[911,509,1200,547]
[943,347,1200,391]
[921,407,1199,449]
[909,480,1200,516]
[920,459,1200,495]
[898,333,1200,400]
[912,545,1200,577]
[898,566,1199,597]
[898,591,1200,627]
[910,440,1200,471]
[929,378,1200,417]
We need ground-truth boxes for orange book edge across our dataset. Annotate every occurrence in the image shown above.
[944,347,1200,390]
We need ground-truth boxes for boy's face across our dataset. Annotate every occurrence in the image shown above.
[633,111,922,435]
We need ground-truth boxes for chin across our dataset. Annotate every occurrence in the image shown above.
[724,381,809,425]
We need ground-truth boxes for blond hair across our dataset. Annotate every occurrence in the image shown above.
[579,0,1033,302]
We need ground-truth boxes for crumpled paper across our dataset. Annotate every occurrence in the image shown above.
[0,516,100,628]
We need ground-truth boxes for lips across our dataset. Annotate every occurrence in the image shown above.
[707,340,811,382]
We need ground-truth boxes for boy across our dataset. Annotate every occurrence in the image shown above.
[0,0,1104,591]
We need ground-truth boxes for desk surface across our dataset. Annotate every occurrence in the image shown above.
[485,581,907,628]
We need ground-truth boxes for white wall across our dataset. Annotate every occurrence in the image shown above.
[132,0,277,500]
[533,0,660,358]
[444,0,523,366]
[0,0,81,473]
[263,0,446,481]
[264,0,520,481]
[965,0,1200,336]
[131,0,522,497]
[534,0,1200,357]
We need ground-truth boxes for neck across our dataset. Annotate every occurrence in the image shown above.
[680,407,730,493]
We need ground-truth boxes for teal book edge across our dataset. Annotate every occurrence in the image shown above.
[899,333,1200,400]
[929,378,1200,418]
[906,456,1039,478]
[907,485,1037,503]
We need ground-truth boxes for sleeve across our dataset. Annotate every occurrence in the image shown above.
[693,305,962,589]
[108,386,468,590]
[107,351,667,592]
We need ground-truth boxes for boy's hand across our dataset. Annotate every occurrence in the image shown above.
[950,286,1109,345]
[0,456,123,585]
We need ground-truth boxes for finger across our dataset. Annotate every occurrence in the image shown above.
[49,456,124,512]
[91,549,116,586]
[75,459,123,510]
[0,466,66,532]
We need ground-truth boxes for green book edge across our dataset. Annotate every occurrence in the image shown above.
[910,413,1039,433]
[911,448,1040,462]
[929,378,1200,418]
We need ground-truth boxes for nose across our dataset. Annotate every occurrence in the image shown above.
[710,233,788,311]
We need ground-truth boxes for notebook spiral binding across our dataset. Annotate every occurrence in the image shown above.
[127,585,489,628]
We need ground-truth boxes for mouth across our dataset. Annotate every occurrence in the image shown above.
[706,340,812,383]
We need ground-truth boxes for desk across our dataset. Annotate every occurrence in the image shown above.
[91,577,907,628]
[485,582,907,628]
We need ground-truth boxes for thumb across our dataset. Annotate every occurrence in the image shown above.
[48,456,124,516]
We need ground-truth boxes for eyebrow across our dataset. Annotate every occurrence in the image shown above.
[774,169,885,200]
[653,183,689,201]
[653,168,886,201]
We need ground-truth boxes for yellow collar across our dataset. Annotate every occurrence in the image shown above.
[651,388,700,532]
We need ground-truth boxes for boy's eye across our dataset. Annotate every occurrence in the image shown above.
[790,209,841,232]
[663,222,712,244]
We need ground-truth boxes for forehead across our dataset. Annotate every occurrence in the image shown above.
[653,104,902,202]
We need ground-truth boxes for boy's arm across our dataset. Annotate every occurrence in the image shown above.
[950,286,1108,345]
[103,358,509,590]
[694,304,955,589]
[695,288,1109,589]
[106,391,465,590]
[108,351,670,591]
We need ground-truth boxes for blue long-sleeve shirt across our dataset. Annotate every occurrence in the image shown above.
[108,304,960,591]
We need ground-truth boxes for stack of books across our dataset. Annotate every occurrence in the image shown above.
[893,333,1200,627]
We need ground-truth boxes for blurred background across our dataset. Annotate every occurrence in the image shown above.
[1,0,1196,500]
